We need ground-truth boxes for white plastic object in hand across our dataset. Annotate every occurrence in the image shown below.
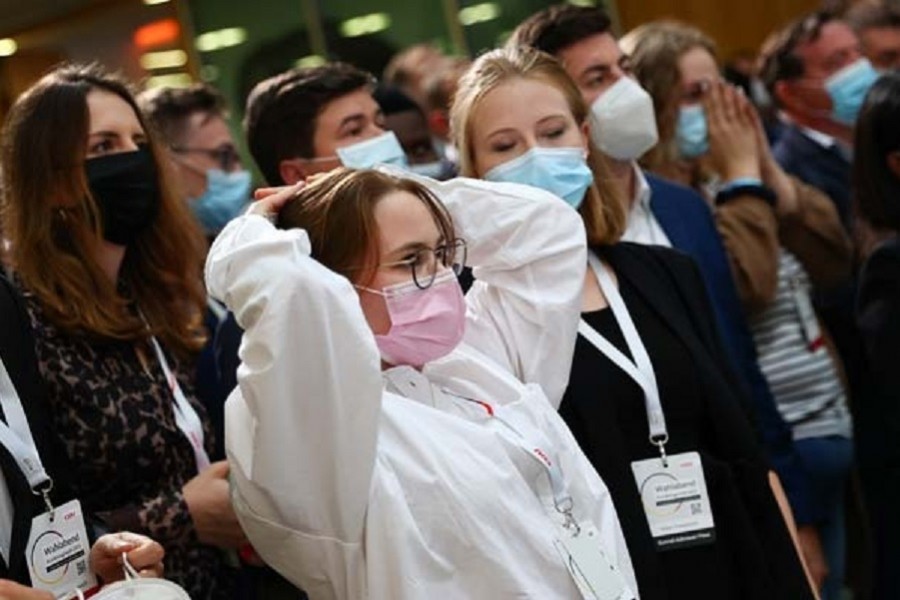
[87,553,190,600]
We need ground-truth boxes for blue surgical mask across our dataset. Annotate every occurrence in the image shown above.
[675,105,709,159]
[825,58,880,126]
[336,131,408,169]
[484,147,593,209]
[191,169,251,234]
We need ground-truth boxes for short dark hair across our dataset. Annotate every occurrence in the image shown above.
[854,71,900,231]
[243,63,374,185]
[760,10,836,100]
[845,2,900,33]
[507,4,612,56]
[373,85,422,117]
[138,84,226,147]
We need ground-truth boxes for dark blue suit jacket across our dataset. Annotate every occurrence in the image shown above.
[772,124,852,230]
[646,173,814,523]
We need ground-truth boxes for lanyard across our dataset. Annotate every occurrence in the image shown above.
[462,397,580,534]
[147,337,211,473]
[0,356,53,510]
[579,254,670,463]
[384,369,580,533]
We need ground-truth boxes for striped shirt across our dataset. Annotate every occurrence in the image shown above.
[749,250,852,440]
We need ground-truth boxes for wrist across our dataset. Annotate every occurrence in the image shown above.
[723,164,762,181]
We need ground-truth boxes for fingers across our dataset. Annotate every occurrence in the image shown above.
[205,460,230,478]
[124,539,166,575]
[251,181,305,213]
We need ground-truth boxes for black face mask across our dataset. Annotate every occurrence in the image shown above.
[85,145,161,245]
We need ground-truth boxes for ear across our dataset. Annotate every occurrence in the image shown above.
[278,158,308,186]
[887,151,900,181]
[580,118,592,155]
[774,80,803,114]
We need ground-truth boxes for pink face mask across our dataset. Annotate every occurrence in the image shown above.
[358,269,466,367]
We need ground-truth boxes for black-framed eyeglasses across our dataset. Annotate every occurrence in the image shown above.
[379,238,467,290]
[172,144,241,172]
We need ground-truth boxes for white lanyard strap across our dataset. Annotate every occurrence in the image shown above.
[0,356,52,498]
[481,401,579,533]
[581,254,669,453]
[147,337,211,472]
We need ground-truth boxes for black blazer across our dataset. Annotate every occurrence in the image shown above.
[856,237,900,469]
[566,243,813,600]
[0,274,71,584]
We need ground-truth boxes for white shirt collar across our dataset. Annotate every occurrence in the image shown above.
[799,126,838,150]
[621,163,672,247]
[632,163,652,211]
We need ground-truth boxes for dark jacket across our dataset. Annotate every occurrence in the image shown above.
[772,124,852,229]
[646,174,815,523]
[562,242,813,600]
[855,237,900,598]
[0,274,72,585]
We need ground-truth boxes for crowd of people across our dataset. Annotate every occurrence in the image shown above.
[0,1,898,599]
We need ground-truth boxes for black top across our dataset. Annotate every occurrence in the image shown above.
[855,237,900,598]
[0,274,73,584]
[559,243,813,600]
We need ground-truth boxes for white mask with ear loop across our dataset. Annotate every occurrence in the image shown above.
[589,76,660,161]
[75,553,190,600]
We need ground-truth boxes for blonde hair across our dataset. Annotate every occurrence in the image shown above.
[620,21,717,175]
[450,45,626,246]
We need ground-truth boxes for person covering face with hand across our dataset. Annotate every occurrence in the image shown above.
[624,21,854,600]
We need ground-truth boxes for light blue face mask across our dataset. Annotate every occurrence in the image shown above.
[483,147,593,209]
[675,105,709,159]
[336,131,409,169]
[191,169,252,234]
[825,58,880,126]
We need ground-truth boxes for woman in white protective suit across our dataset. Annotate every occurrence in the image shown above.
[205,166,638,600]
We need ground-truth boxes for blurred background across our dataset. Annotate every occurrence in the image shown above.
[0,0,836,157]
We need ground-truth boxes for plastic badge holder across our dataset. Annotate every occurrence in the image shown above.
[74,553,190,600]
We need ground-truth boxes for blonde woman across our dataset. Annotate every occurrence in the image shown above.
[450,45,813,600]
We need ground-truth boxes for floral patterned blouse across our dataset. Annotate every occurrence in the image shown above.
[21,291,234,599]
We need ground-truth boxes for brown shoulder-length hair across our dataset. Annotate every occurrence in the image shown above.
[0,63,207,356]
[277,168,456,284]
[620,21,717,176]
[450,45,626,246]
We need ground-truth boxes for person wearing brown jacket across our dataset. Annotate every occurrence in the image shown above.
[623,20,854,600]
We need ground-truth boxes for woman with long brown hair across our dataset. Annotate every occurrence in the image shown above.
[451,45,814,599]
[0,63,243,598]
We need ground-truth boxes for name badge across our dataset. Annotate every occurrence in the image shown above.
[26,499,97,597]
[553,523,632,600]
[631,451,716,551]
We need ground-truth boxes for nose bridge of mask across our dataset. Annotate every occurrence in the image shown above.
[381,271,460,327]
[483,146,593,209]
[590,76,659,161]
[336,131,409,169]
